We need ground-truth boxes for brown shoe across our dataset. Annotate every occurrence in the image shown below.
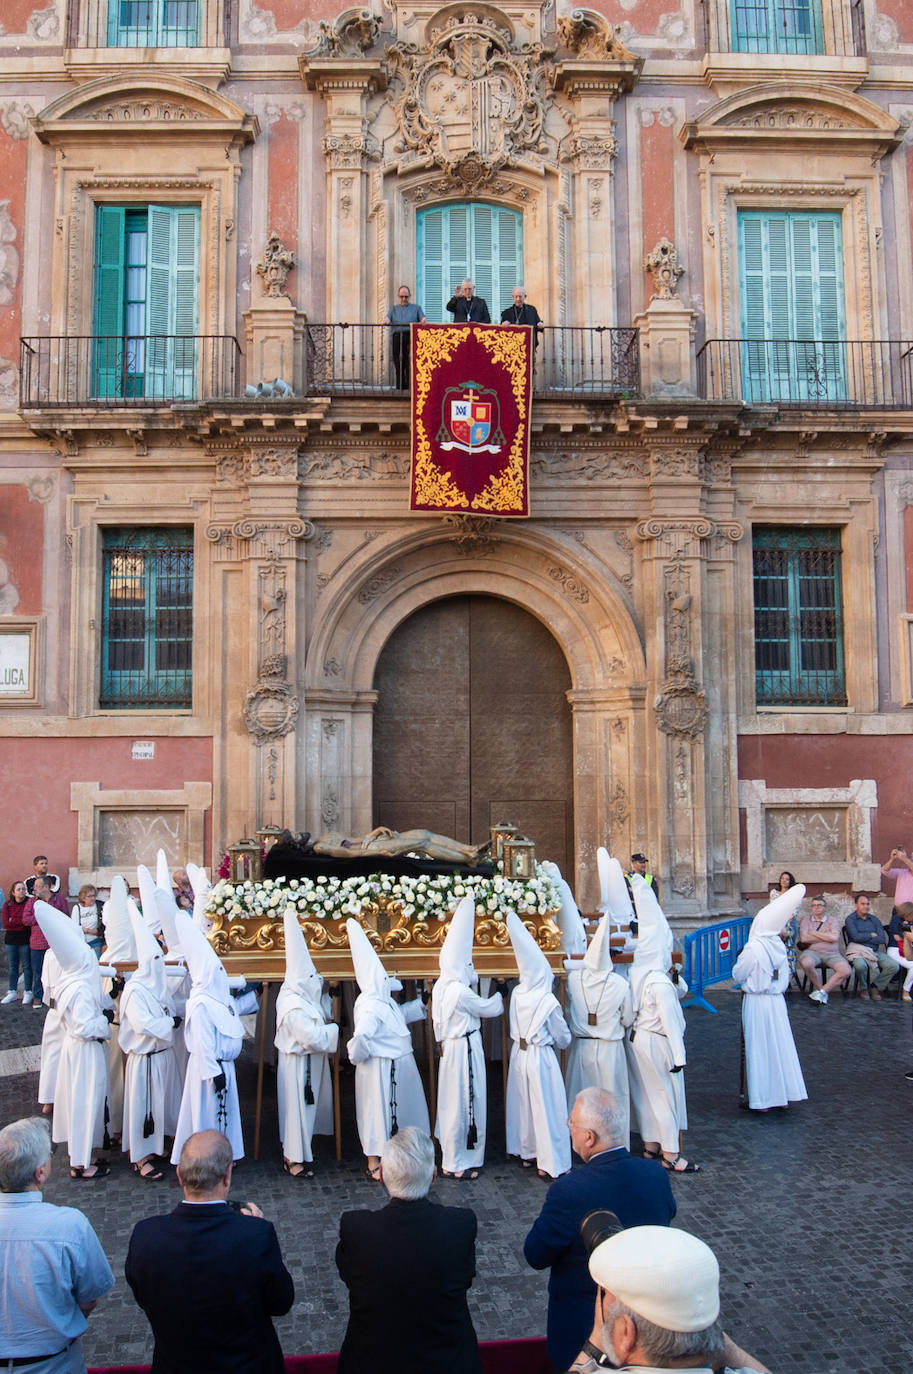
[858,989,871,1000]
[870,988,882,1002]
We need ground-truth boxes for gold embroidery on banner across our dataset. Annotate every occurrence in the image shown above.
[474,326,530,407]
[471,426,527,512]
[412,327,471,509]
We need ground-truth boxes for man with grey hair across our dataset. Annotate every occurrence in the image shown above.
[524,1088,675,1373]
[583,1225,768,1373]
[445,280,491,323]
[125,1130,294,1373]
[336,1126,482,1373]
[0,1116,114,1372]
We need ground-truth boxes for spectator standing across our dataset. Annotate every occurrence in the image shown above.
[386,286,425,390]
[126,1130,294,1374]
[24,855,61,896]
[796,896,851,1005]
[626,852,660,904]
[336,1126,482,1374]
[0,1116,114,1373]
[71,884,104,957]
[769,872,799,976]
[524,1088,675,1372]
[2,879,33,1004]
[886,901,913,1002]
[500,287,543,348]
[844,893,896,1000]
[24,877,68,1005]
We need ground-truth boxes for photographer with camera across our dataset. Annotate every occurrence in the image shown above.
[126,1130,294,1374]
[524,1088,675,1372]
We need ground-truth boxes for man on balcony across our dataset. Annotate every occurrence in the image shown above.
[446,280,491,323]
[386,285,425,391]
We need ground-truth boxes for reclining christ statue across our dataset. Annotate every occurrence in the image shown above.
[311,826,489,867]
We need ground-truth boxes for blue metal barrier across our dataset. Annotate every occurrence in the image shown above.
[681,916,753,1013]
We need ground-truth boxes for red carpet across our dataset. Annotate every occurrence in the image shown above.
[89,1337,551,1374]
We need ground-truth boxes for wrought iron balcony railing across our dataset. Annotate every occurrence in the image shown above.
[66,0,227,48]
[19,336,241,409]
[303,323,640,399]
[697,339,913,410]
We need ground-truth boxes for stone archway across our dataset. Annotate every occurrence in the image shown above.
[371,593,574,872]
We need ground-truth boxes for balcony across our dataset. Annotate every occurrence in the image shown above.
[302,324,641,400]
[19,336,241,410]
[697,339,913,411]
[64,0,230,82]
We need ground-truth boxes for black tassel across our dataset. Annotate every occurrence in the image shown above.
[143,1113,155,1139]
[103,1097,111,1150]
[304,1055,314,1106]
[466,1122,478,1150]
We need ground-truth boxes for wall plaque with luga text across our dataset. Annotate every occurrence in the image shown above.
[0,622,38,704]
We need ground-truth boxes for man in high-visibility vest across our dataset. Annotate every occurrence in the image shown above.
[626,854,660,906]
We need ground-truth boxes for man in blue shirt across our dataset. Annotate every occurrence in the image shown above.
[524,1087,675,1372]
[844,893,896,1000]
[0,1116,114,1373]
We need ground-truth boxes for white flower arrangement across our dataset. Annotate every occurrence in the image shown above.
[204,863,560,925]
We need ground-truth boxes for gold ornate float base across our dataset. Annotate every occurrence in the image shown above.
[209,897,563,981]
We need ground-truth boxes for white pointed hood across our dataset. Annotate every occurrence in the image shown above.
[156,849,171,892]
[347,918,389,996]
[153,887,183,957]
[192,886,212,935]
[540,862,587,957]
[33,899,102,1006]
[751,884,806,940]
[507,910,553,997]
[136,864,163,936]
[102,875,137,963]
[175,911,243,1042]
[187,863,211,900]
[439,896,476,986]
[278,906,322,1005]
[598,849,635,923]
[630,874,674,1001]
[126,895,169,1005]
[584,914,614,973]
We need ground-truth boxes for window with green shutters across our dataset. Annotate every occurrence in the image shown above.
[731,0,823,54]
[739,210,845,403]
[101,528,193,710]
[417,203,523,323]
[93,204,200,400]
[108,0,199,46]
[752,527,845,707]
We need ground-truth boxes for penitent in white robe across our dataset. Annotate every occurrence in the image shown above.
[433,983,502,1175]
[506,993,573,1179]
[625,972,687,1154]
[102,976,125,1137]
[348,995,429,1158]
[171,1003,244,1163]
[165,967,190,1083]
[565,969,633,1143]
[118,982,182,1162]
[732,938,808,1110]
[37,951,64,1108]
[52,984,111,1169]
[275,1006,338,1164]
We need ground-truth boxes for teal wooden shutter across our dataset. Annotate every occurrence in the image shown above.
[418,202,524,323]
[496,209,521,317]
[146,205,200,399]
[93,205,126,398]
[471,205,494,311]
[731,0,822,54]
[418,209,445,323]
[447,206,471,308]
[172,206,201,399]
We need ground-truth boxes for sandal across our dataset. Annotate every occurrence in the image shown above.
[642,1145,661,1160]
[365,1163,382,1182]
[661,1155,702,1174]
[442,1169,481,1181]
[520,1158,536,1170]
[283,1160,314,1180]
[70,1164,110,1180]
[133,1160,165,1182]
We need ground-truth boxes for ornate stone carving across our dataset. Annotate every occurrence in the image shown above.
[250,447,298,478]
[255,233,295,299]
[0,202,19,308]
[204,518,313,560]
[559,133,618,169]
[216,455,246,484]
[442,513,497,552]
[358,567,402,603]
[26,474,55,504]
[607,781,629,829]
[531,449,648,481]
[298,449,409,479]
[651,447,699,478]
[324,658,342,677]
[310,8,382,56]
[0,103,34,140]
[88,101,205,122]
[243,683,300,741]
[654,679,707,740]
[548,565,590,603]
[258,565,287,671]
[664,562,692,677]
[556,8,636,60]
[323,132,381,168]
[644,237,684,301]
[387,12,549,184]
[725,107,851,131]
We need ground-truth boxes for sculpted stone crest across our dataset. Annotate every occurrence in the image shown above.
[388,11,548,185]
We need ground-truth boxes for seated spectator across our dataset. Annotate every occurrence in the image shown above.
[582,1224,769,1373]
[886,901,913,1004]
[524,1088,675,1372]
[126,1130,294,1374]
[23,877,68,1006]
[844,893,896,1000]
[2,880,33,1005]
[336,1126,482,1374]
[24,855,61,896]
[71,884,104,957]
[0,1116,114,1372]
[796,896,850,1005]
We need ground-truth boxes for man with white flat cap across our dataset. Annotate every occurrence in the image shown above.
[582,1225,768,1373]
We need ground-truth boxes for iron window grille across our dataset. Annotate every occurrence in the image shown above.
[100,528,193,710]
[752,527,846,707]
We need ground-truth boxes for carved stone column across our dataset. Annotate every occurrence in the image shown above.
[303,688,379,838]
[302,58,385,322]
[205,445,312,851]
[243,233,307,391]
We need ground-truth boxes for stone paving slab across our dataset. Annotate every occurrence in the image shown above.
[0,980,910,1372]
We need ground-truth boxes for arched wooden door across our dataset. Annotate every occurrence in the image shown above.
[372,595,574,874]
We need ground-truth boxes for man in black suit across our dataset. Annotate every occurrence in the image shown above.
[446,280,491,323]
[125,1130,294,1374]
[336,1126,482,1374]
[524,1088,675,1372]
[500,286,543,348]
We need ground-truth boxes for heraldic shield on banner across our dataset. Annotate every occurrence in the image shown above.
[410,323,533,517]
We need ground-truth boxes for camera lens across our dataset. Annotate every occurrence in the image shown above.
[579,1209,623,1255]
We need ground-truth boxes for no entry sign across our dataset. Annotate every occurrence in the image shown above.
[718,927,731,954]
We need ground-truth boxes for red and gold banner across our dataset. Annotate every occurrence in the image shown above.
[410,322,532,518]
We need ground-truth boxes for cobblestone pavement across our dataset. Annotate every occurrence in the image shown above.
[0,979,910,1373]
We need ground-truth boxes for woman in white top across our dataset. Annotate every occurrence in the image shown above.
[71,883,104,957]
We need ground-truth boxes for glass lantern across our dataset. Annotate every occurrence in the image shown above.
[227,838,262,883]
[503,834,536,881]
[490,822,519,867]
